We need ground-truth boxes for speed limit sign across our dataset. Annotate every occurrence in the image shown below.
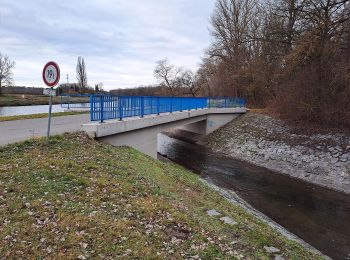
[42,61,60,144]
[42,61,60,87]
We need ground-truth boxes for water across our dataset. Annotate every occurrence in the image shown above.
[0,104,89,116]
[157,131,350,260]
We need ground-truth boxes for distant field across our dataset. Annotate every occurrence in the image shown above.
[0,94,89,106]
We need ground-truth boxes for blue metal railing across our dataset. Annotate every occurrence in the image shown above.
[60,94,91,109]
[208,97,246,108]
[90,95,245,122]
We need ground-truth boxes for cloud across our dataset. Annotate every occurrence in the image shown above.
[0,0,215,90]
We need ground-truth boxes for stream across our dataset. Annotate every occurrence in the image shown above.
[157,130,350,260]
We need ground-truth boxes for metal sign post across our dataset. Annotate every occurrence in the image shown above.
[47,89,53,143]
[42,61,60,144]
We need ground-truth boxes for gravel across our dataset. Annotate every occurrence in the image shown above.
[202,113,350,195]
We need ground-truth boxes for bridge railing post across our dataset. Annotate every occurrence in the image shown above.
[157,97,160,115]
[141,96,144,118]
[149,97,152,115]
[100,95,104,123]
[119,96,123,121]
[90,95,94,121]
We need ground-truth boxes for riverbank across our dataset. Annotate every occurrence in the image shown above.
[0,133,322,259]
[0,94,89,106]
[202,113,350,195]
[0,111,88,122]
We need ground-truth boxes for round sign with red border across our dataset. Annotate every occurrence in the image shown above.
[42,61,60,87]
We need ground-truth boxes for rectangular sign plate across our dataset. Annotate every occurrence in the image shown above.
[43,88,56,96]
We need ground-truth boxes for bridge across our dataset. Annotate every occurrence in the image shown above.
[82,96,246,157]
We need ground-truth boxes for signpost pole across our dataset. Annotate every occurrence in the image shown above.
[42,61,60,145]
[46,88,53,144]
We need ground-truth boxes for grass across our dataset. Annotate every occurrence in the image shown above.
[0,111,88,122]
[0,133,324,259]
[0,94,89,106]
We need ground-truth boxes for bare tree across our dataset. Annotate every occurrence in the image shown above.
[0,52,15,95]
[197,0,350,124]
[154,59,205,96]
[180,70,201,97]
[95,82,103,92]
[76,56,87,92]
[196,58,217,96]
[209,0,262,62]
[154,59,182,95]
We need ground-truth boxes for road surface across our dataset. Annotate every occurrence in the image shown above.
[0,114,90,146]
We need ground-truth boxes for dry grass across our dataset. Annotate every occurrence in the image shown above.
[0,133,323,259]
[0,94,89,106]
[0,111,88,122]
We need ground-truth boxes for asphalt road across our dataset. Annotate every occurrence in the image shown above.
[0,114,90,146]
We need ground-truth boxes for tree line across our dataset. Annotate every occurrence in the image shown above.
[152,0,350,127]
[200,0,350,127]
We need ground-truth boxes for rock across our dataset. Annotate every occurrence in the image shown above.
[331,158,338,164]
[275,255,285,260]
[340,154,349,162]
[207,209,221,216]
[341,171,347,177]
[219,216,237,225]
[264,246,280,254]
[335,162,343,168]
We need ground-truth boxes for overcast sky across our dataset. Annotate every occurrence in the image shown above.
[0,0,215,90]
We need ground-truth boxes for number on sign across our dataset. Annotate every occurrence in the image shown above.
[47,69,55,80]
[42,61,60,87]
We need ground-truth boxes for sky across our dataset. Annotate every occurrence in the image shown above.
[0,0,216,90]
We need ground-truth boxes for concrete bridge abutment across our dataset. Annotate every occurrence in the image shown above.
[82,108,245,158]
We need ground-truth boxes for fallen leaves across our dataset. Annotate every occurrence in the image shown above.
[0,133,322,259]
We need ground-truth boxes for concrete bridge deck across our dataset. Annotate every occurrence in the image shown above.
[0,96,246,156]
[82,107,246,157]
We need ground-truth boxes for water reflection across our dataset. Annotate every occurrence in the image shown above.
[0,104,89,116]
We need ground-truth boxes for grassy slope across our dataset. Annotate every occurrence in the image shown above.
[0,94,89,106]
[0,111,88,122]
[0,134,323,259]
